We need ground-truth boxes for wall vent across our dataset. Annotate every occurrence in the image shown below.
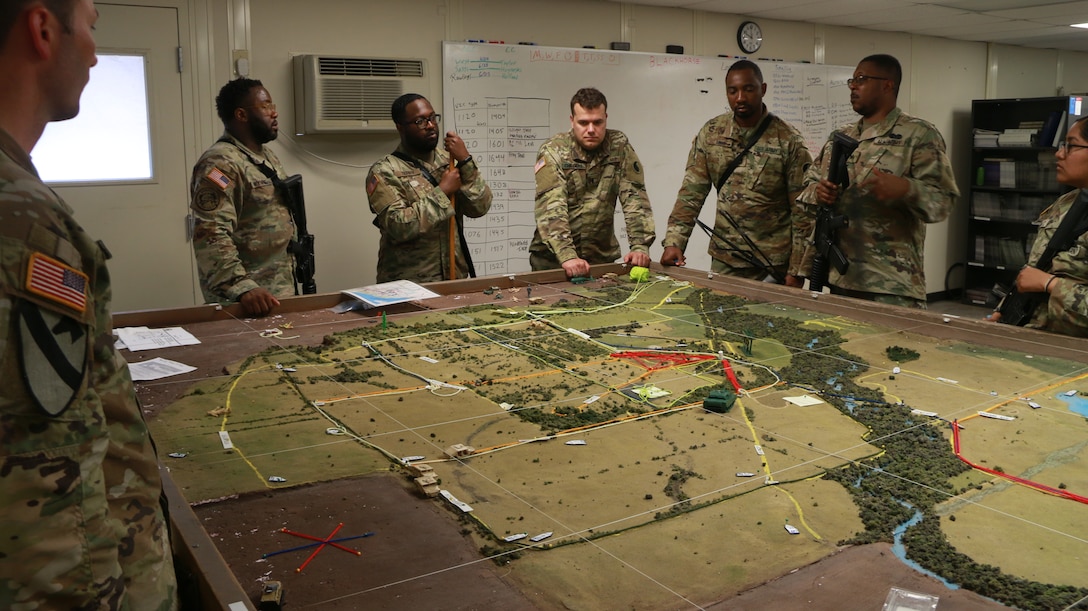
[293,54,428,134]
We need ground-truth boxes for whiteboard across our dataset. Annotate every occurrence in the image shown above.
[442,41,856,275]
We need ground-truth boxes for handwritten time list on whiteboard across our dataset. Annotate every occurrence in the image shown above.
[443,42,855,275]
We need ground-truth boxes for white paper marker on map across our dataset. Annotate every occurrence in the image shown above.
[219,431,234,449]
[783,395,823,407]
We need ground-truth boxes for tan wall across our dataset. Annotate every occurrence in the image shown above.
[145,0,1088,304]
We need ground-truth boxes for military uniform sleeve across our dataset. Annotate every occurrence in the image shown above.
[190,156,260,302]
[795,136,833,275]
[367,158,454,245]
[785,133,816,276]
[1042,277,1088,336]
[797,135,832,207]
[455,158,493,219]
[534,145,579,264]
[663,128,713,251]
[617,141,656,253]
[903,125,959,224]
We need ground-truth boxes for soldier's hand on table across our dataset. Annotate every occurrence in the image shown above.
[859,168,909,201]
[239,287,280,317]
[624,251,651,269]
[444,131,470,162]
[439,167,463,197]
[784,274,804,288]
[561,257,591,278]
[660,246,685,267]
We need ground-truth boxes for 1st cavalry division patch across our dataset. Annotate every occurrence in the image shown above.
[19,253,90,415]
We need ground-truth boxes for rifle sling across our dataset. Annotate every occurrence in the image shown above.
[714,113,774,193]
[1033,190,1088,272]
[391,151,477,278]
[217,137,305,233]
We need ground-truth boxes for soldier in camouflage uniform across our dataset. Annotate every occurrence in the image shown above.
[991,118,1088,336]
[661,60,812,285]
[367,94,492,283]
[799,54,958,308]
[531,88,655,278]
[0,1,177,608]
[191,78,294,317]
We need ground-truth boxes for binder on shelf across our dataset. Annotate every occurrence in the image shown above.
[1053,111,1068,147]
[1039,111,1061,148]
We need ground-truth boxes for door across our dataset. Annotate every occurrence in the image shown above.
[43,3,193,312]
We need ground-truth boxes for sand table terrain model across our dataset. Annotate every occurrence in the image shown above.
[142,270,1088,609]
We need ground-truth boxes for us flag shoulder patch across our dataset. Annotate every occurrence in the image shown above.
[366,173,379,196]
[534,158,546,173]
[206,167,233,191]
[26,252,88,313]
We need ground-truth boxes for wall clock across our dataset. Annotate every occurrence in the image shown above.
[737,21,762,54]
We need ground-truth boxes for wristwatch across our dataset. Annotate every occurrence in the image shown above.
[457,155,474,169]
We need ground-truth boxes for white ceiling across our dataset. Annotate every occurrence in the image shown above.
[618,0,1088,52]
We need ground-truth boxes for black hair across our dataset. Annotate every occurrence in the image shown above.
[215,78,265,125]
[859,54,902,93]
[392,93,427,124]
[727,59,763,83]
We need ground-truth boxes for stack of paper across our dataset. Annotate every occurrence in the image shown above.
[115,326,200,352]
[997,128,1036,147]
[973,128,1000,147]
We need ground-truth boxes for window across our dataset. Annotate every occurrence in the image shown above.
[34,53,152,183]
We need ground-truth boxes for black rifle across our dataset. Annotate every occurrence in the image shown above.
[809,132,857,292]
[283,174,317,294]
[695,216,784,283]
[994,188,1088,325]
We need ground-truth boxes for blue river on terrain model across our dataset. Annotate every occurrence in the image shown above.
[890,502,958,590]
[883,389,1088,591]
[885,392,1087,592]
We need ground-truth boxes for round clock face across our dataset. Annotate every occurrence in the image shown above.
[738,21,762,54]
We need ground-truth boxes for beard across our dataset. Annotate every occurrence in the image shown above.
[407,128,439,152]
[249,115,278,145]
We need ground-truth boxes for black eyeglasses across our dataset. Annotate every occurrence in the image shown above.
[847,75,890,87]
[1058,141,1088,154]
[406,114,441,128]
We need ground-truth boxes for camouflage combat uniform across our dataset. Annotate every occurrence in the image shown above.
[367,144,492,283]
[662,111,812,279]
[530,130,656,270]
[1024,190,1088,336]
[190,132,295,304]
[0,128,177,610]
[798,107,958,304]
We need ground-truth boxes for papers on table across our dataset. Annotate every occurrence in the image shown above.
[340,280,441,308]
[128,357,197,381]
[116,326,200,352]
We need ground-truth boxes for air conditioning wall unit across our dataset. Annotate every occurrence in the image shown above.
[292,54,428,134]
